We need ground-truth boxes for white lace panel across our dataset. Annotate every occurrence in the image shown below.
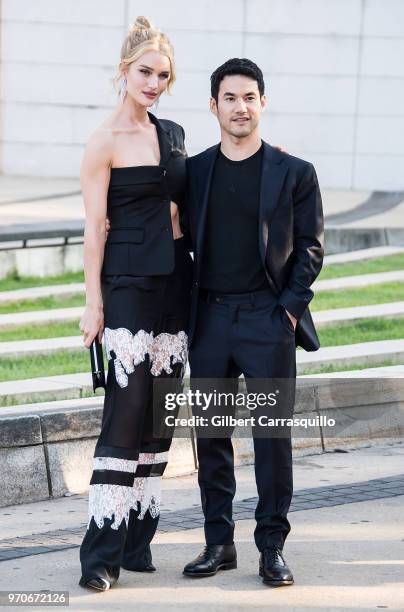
[133,475,162,520]
[104,327,188,388]
[149,331,188,376]
[88,483,136,530]
[93,456,138,473]
[104,328,153,388]
[88,478,163,529]
[138,451,169,465]
[88,452,168,529]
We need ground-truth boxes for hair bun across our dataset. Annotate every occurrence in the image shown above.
[131,16,152,31]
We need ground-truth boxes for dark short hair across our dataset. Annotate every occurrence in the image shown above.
[210,58,265,102]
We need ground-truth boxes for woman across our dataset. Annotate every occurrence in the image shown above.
[78,16,192,591]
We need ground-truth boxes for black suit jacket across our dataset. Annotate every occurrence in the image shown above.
[184,141,324,351]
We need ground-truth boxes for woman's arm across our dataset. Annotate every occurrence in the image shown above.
[79,131,111,348]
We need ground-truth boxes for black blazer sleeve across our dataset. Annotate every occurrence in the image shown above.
[278,162,324,320]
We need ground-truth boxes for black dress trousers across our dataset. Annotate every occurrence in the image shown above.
[189,288,296,552]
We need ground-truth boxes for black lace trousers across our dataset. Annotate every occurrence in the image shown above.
[79,238,192,585]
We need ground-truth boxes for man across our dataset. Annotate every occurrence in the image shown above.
[182,58,324,586]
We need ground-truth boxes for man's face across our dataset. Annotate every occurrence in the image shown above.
[210,74,267,138]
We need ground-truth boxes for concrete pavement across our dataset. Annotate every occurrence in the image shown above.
[0,442,403,611]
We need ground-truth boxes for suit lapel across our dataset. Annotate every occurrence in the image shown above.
[258,142,288,264]
[147,111,172,167]
[195,144,220,275]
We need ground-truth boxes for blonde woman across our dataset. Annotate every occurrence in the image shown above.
[79,17,192,591]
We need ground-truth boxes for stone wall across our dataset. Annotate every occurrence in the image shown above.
[1,378,403,507]
[1,0,403,189]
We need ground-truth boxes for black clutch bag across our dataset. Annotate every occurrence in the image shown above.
[89,338,106,392]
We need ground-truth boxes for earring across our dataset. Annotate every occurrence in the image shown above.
[119,76,127,103]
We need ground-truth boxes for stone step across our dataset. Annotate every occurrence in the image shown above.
[0,367,193,406]
[297,338,404,374]
[2,299,404,331]
[0,283,84,304]
[2,338,404,406]
[1,327,403,379]
[0,335,83,357]
[323,245,404,265]
[1,269,402,308]
[0,372,96,407]
[9,366,404,420]
[313,301,404,326]
[301,364,404,378]
[0,306,82,328]
[313,270,404,292]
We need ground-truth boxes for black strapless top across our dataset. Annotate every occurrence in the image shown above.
[102,112,187,277]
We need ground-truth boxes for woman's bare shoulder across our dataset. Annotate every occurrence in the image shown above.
[87,122,115,152]
[82,121,119,171]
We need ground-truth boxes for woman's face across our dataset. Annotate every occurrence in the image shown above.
[122,50,171,107]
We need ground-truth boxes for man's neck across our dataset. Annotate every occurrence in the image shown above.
[219,131,262,161]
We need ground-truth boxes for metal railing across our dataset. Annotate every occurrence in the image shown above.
[0,222,84,250]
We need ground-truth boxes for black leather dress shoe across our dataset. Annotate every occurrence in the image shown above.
[79,576,111,591]
[183,544,237,577]
[259,545,294,587]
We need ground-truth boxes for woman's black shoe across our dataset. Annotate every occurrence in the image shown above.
[79,576,111,591]
[183,544,237,577]
[121,562,156,572]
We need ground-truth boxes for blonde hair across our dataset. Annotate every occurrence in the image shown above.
[114,16,176,94]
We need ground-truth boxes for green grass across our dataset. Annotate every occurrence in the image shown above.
[0,349,104,382]
[320,253,404,280]
[0,271,84,292]
[0,321,81,342]
[311,282,404,311]
[317,317,404,347]
[0,294,84,314]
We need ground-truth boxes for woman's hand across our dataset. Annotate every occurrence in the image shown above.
[80,303,104,348]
